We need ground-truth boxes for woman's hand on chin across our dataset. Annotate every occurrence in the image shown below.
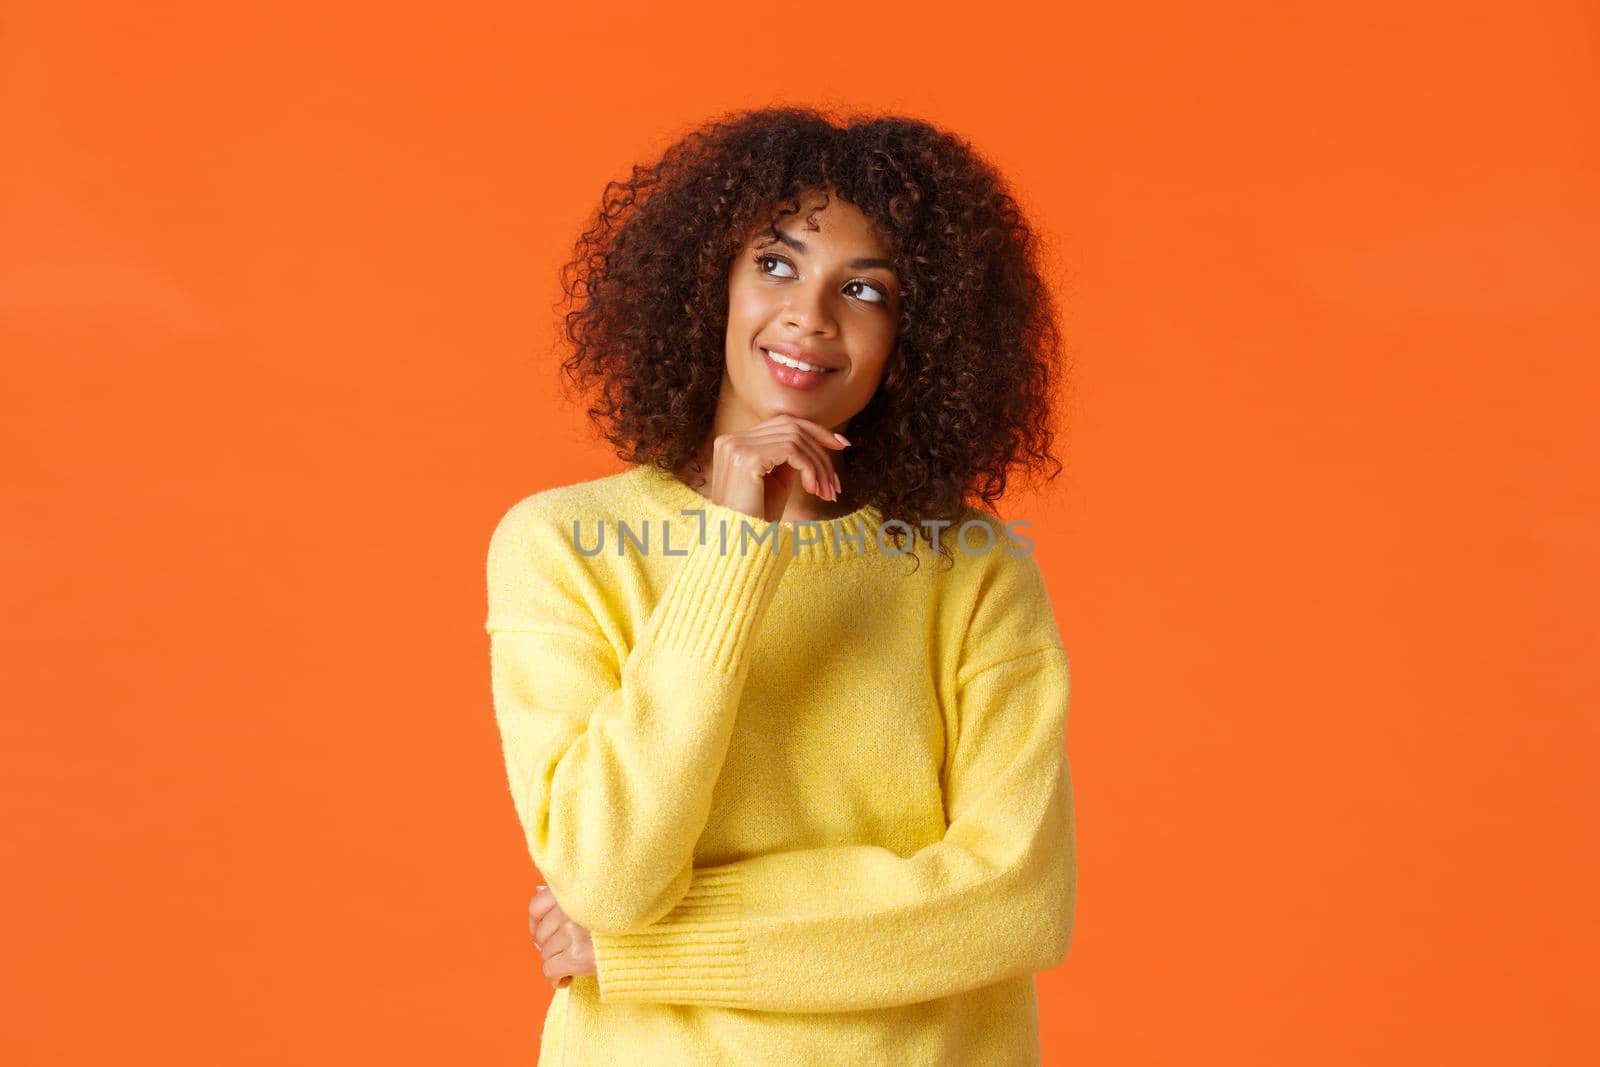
[707,414,851,522]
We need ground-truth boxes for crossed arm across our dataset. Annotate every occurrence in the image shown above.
[488,500,1076,1013]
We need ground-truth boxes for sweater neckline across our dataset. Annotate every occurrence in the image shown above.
[630,462,885,564]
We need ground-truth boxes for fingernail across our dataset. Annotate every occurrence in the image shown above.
[834,433,850,446]
[536,884,546,890]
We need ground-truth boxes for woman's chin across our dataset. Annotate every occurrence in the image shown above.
[749,389,822,419]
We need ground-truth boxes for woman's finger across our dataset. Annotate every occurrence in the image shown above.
[534,907,565,949]
[528,886,558,933]
[706,416,850,520]
[750,413,850,454]
[737,428,841,500]
[768,435,839,501]
[751,420,848,496]
[540,925,574,959]
[738,417,849,462]
[543,949,572,984]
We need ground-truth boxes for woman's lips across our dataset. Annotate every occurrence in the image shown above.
[760,346,838,391]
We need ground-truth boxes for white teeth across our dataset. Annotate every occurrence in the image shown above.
[763,348,833,374]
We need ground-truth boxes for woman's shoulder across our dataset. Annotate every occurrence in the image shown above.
[490,468,643,539]
[946,502,1038,560]
[930,503,1061,673]
[916,502,1041,591]
[484,469,660,634]
[485,467,649,583]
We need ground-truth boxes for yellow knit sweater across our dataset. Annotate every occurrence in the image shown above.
[484,462,1076,1066]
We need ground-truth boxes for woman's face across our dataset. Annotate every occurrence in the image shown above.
[719,187,900,436]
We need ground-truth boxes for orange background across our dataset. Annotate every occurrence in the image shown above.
[3,1,1595,1063]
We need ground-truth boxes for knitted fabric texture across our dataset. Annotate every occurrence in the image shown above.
[485,463,1076,1066]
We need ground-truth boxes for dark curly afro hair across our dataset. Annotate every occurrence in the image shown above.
[553,104,1070,566]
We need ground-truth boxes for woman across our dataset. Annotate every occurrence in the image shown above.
[485,105,1076,1065]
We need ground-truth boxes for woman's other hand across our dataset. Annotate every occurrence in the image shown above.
[528,884,596,989]
[707,414,851,522]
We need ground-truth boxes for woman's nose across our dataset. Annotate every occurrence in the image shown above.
[782,284,838,334]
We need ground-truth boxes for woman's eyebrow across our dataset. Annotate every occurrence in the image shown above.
[766,228,897,272]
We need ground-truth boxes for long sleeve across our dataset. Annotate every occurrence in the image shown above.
[589,550,1077,1013]
[485,495,797,935]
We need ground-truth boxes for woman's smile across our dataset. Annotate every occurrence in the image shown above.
[760,345,841,391]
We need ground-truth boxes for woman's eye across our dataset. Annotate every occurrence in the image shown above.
[754,253,796,278]
[846,280,889,305]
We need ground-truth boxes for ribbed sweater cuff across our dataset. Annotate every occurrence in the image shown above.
[590,867,751,1008]
[648,524,794,672]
